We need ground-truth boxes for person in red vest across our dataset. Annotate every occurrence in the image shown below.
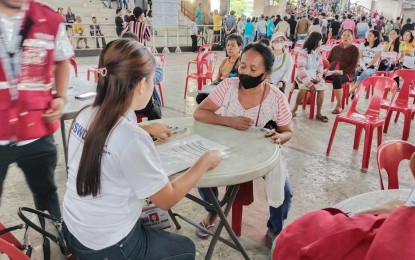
[0,0,74,218]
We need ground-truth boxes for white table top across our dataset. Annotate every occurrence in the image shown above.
[152,117,280,188]
[63,78,96,120]
[335,189,411,214]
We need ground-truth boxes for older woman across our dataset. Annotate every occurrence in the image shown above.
[291,32,327,122]
[195,34,243,104]
[326,29,359,114]
[194,43,293,242]
[269,32,294,93]
[349,30,382,98]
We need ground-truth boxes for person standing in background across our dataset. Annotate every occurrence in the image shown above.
[0,0,74,219]
[212,9,222,43]
[267,15,277,39]
[90,17,106,48]
[189,16,198,52]
[224,10,237,36]
[115,8,124,37]
[73,16,89,49]
[243,17,255,46]
[256,14,267,40]
[195,2,204,35]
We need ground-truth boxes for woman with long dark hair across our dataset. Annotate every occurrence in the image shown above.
[349,30,382,98]
[379,29,405,72]
[62,39,221,259]
[291,32,328,122]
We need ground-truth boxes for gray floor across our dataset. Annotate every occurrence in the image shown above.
[1,51,414,260]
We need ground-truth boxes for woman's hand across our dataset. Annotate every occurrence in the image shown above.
[228,116,254,130]
[199,150,222,169]
[141,122,171,140]
[264,129,283,144]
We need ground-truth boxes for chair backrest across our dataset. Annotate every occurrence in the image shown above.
[348,76,397,120]
[195,43,212,60]
[153,53,166,68]
[377,140,415,189]
[0,222,22,247]
[198,51,218,76]
[0,238,30,260]
[327,39,341,45]
[388,69,415,106]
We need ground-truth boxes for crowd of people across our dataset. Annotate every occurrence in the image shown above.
[1,0,415,259]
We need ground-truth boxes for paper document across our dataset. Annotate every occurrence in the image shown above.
[156,134,230,176]
[306,70,317,80]
[403,56,415,69]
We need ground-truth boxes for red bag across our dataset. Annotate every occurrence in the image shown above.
[272,207,415,260]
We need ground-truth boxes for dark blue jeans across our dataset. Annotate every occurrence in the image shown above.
[198,177,293,234]
[0,135,61,218]
[63,220,196,260]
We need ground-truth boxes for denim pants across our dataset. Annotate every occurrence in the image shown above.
[0,135,61,218]
[63,220,195,260]
[354,67,376,83]
[198,177,293,234]
[244,35,254,47]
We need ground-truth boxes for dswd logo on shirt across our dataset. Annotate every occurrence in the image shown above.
[71,121,87,141]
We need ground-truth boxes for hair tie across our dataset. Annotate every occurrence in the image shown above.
[97,67,108,77]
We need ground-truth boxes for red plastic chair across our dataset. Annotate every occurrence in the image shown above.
[87,67,98,82]
[377,140,415,189]
[327,39,341,45]
[326,76,398,170]
[184,51,218,98]
[231,181,254,237]
[153,53,166,106]
[69,57,78,77]
[322,59,350,109]
[187,43,212,74]
[381,70,415,141]
[0,222,29,260]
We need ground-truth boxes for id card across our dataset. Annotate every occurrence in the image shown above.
[405,187,415,206]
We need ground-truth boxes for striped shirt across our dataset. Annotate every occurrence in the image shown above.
[209,78,292,128]
[296,49,324,88]
[127,21,151,46]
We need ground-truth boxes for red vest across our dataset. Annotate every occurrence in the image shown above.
[0,0,64,142]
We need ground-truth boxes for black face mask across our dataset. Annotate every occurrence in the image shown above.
[238,73,265,89]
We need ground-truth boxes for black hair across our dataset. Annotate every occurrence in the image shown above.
[364,30,381,47]
[116,8,121,15]
[404,30,414,43]
[347,14,352,19]
[361,16,366,22]
[390,29,401,52]
[313,18,320,25]
[241,43,275,74]
[335,14,339,20]
[303,32,322,54]
[226,33,243,47]
[247,17,251,23]
[258,38,271,47]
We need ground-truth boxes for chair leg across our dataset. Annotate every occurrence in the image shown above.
[361,127,374,170]
[309,91,316,119]
[353,126,363,150]
[87,70,90,81]
[231,203,243,237]
[377,126,383,147]
[383,110,393,133]
[402,112,412,141]
[288,88,294,103]
[184,77,189,99]
[331,89,335,102]
[394,112,400,123]
[302,92,308,110]
[94,71,98,82]
[326,118,339,156]
[341,83,349,109]
[157,83,164,107]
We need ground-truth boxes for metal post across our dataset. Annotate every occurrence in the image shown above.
[162,30,170,53]
[152,26,158,54]
[175,28,182,53]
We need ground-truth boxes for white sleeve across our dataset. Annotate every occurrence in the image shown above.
[54,23,75,61]
[282,54,294,83]
[120,134,169,199]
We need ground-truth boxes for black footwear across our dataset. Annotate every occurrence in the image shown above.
[350,93,355,100]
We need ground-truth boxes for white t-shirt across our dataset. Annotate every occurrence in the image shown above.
[360,42,383,66]
[270,51,294,85]
[63,107,168,250]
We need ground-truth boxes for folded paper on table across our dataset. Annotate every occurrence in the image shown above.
[156,134,230,176]
[403,56,415,69]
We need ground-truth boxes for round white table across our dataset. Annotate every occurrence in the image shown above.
[335,189,411,215]
[148,117,281,260]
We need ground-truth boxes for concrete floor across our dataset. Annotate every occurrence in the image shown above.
[1,51,414,260]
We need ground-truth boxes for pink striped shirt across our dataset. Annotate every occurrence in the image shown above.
[296,49,324,88]
[209,78,292,127]
[127,21,151,46]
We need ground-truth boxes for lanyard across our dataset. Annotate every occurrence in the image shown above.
[0,11,32,101]
[255,84,267,127]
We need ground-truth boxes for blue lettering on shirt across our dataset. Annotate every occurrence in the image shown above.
[71,121,87,141]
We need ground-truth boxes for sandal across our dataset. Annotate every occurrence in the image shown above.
[196,220,216,239]
[332,107,342,114]
[316,115,329,123]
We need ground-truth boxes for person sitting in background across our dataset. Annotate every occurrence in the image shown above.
[196,34,243,104]
[62,39,222,259]
[349,30,382,99]
[90,17,106,49]
[73,16,89,49]
[291,32,327,122]
[379,29,405,72]
[122,32,163,120]
[325,29,359,114]
[65,7,75,30]
[243,17,255,46]
[193,42,293,243]
[269,32,294,93]
[402,30,415,57]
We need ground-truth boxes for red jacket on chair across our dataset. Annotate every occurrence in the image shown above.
[272,207,415,260]
[0,0,63,142]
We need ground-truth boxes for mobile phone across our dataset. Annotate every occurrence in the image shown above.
[75,92,96,99]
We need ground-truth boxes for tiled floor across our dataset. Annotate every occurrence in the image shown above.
[1,50,414,260]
